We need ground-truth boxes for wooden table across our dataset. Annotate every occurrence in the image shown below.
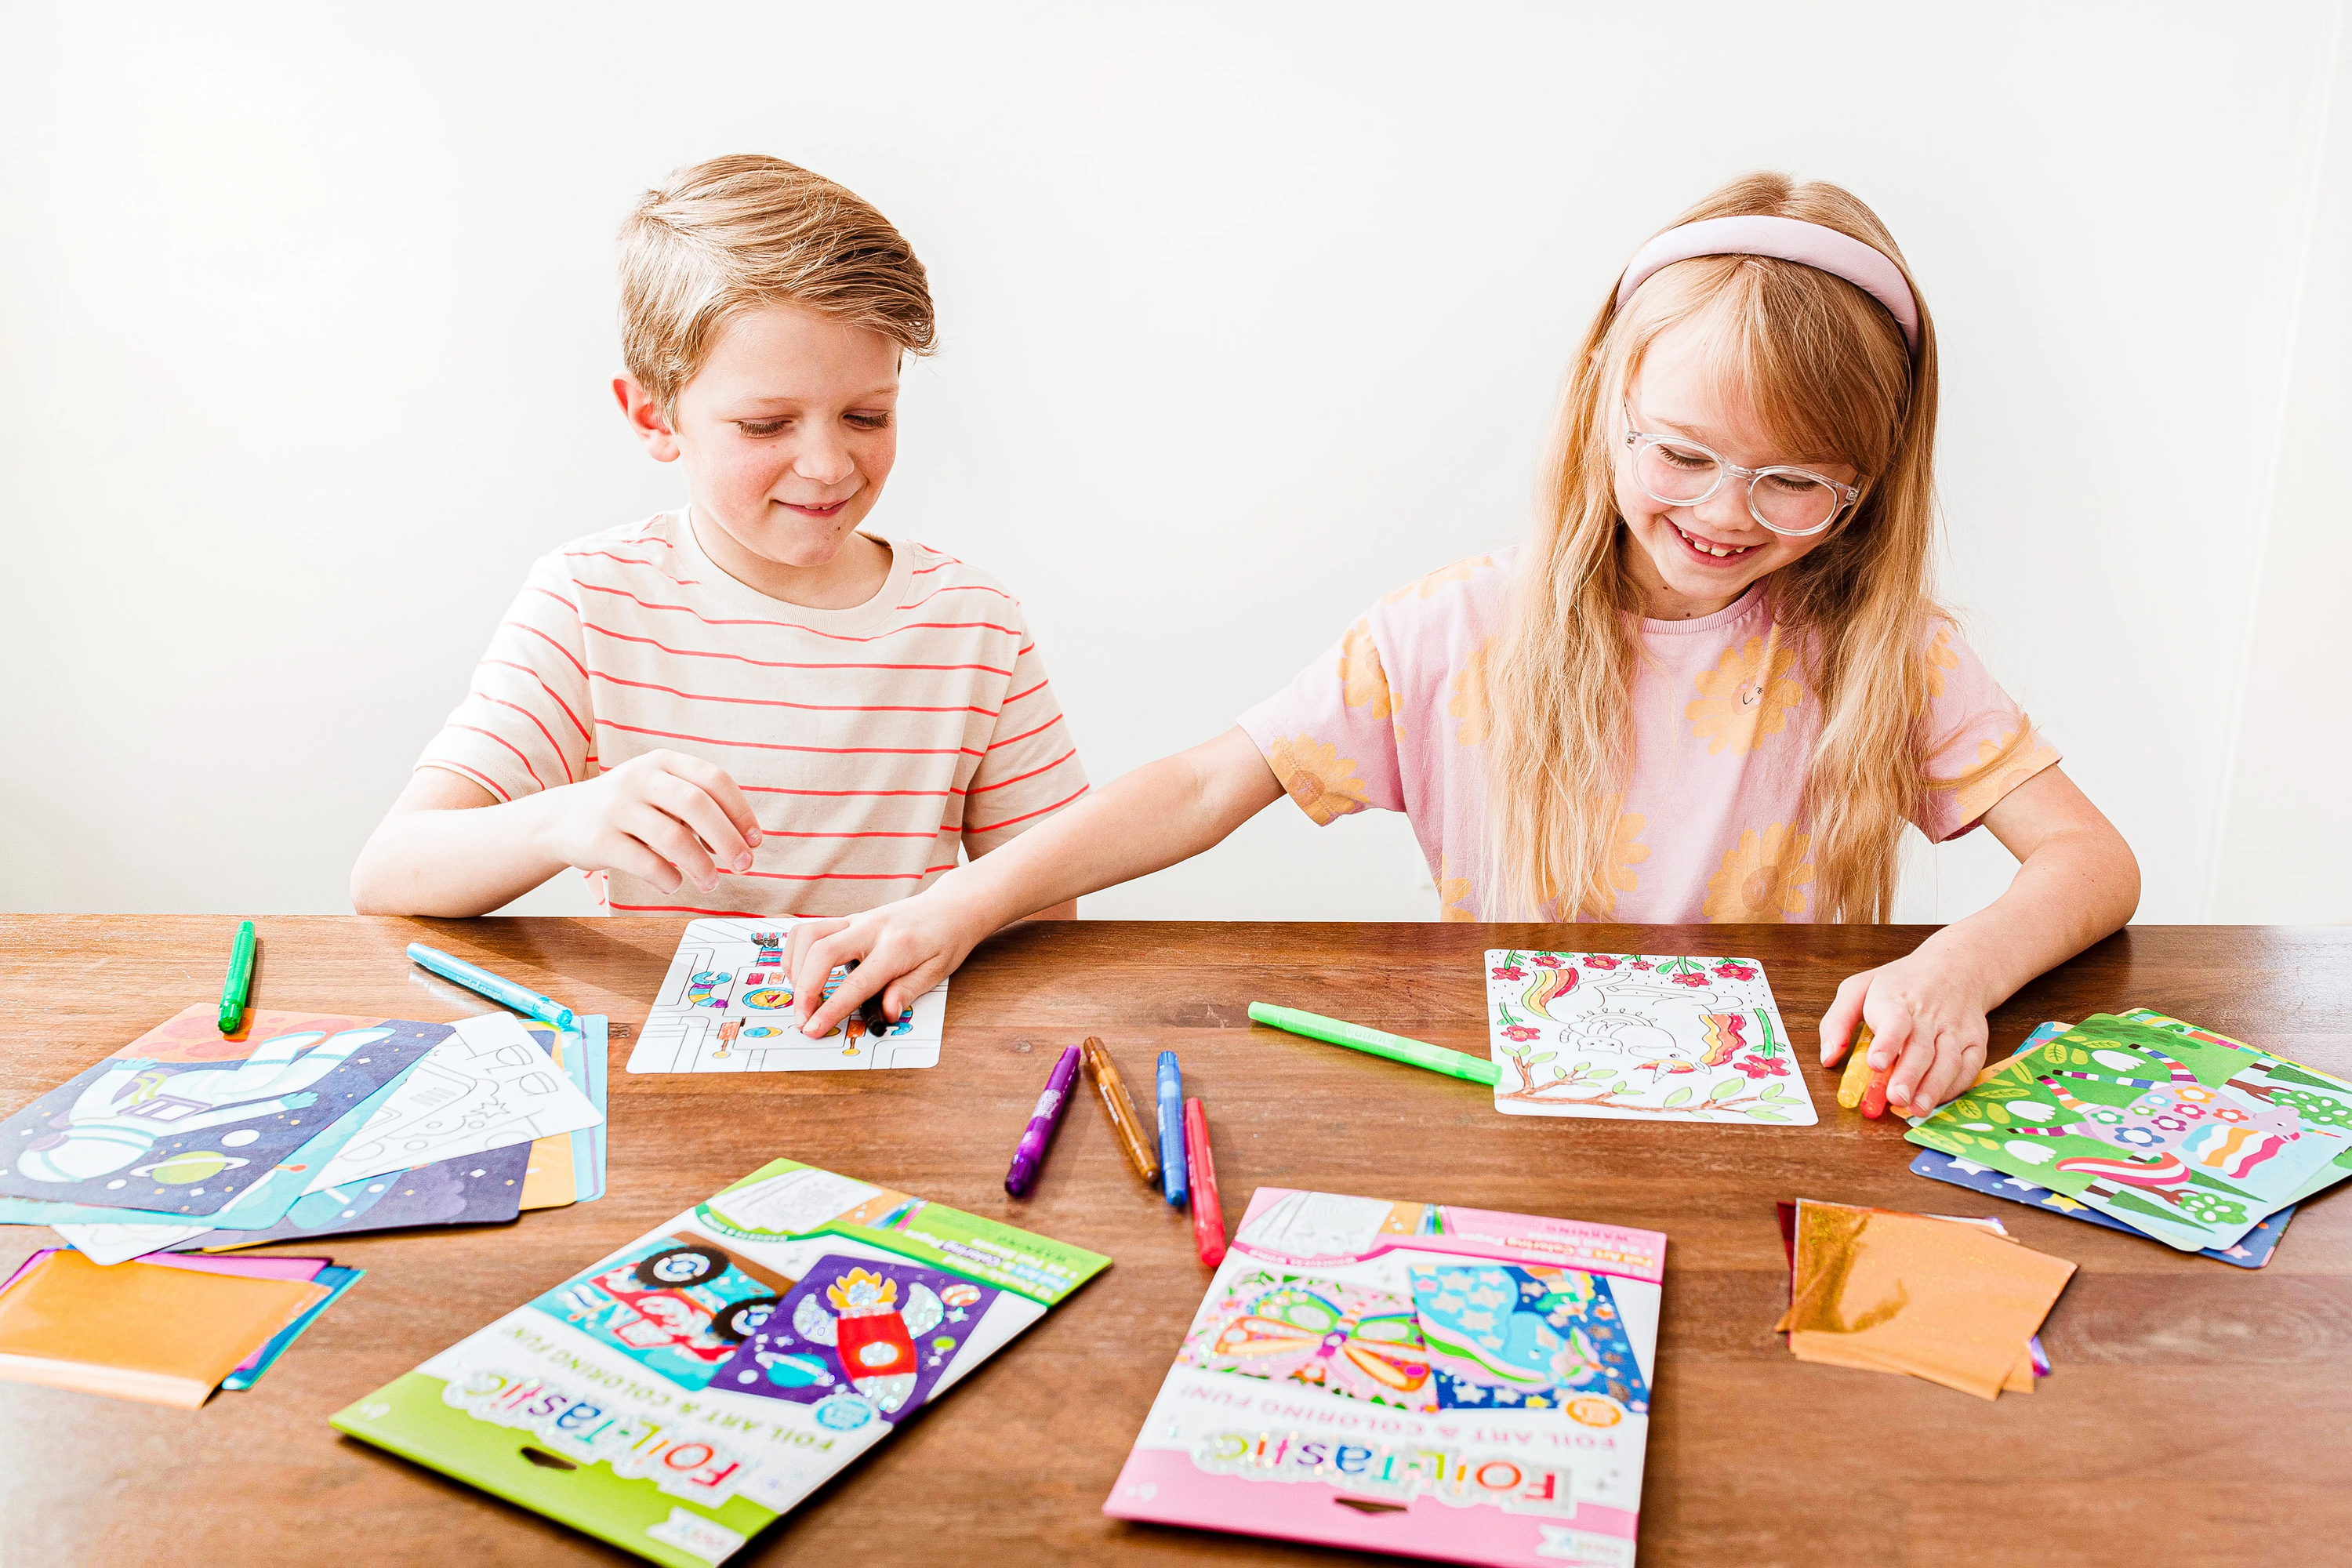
[1,916,2347,1566]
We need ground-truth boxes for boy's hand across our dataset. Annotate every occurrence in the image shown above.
[786,889,989,1038]
[530,750,762,896]
[1817,951,1994,1115]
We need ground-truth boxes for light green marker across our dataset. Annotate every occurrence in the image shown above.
[1247,1003,1500,1087]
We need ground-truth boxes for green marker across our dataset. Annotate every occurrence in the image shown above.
[1247,1003,1500,1087]
[217,920,256,1033]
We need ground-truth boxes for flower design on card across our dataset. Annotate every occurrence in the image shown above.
[1944,730,2060,826]
[1380,554,1494,605]
[1703,823,1814,921]
[1686,630,1805,756]
[1925,624,1961,701]
[1269,735,1371,825]
[1337,619,1396,726]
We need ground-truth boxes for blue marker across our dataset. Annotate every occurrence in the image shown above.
[1156,1051,1189,1208]
[407,942,576,1032]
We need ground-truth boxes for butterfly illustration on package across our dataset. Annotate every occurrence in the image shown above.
[1409,1263,1650,1414]
[712,1254,998,1428]
[1179,1270,1435,1411]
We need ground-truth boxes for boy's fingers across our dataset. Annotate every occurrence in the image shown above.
[624,807,720,891]
[664,754,764,847]
[599,832,688,895]
[651,775,754,869]
[1818,972,1871,1065]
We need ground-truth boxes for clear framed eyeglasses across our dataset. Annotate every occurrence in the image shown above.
[1620,404,1863,537]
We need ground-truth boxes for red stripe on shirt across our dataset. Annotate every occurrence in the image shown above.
[564,549,701,583]
[985,714,1064,751]
[754,829,942,840]
[589,670,993,716]
[740,784,964,798]
[896,582,1015,613]
[450,723,546,792]
[600,720,982,757]
[513,616,593,684]
[579,580,1022,643]
[419,757,514,803]
[964,783,1088,834]
[482,695,575,784]
[582,622,1013,676]
[734,866,955,882]
[967,748,1078,795]
[484,659,592,742]
[608,901,766,916]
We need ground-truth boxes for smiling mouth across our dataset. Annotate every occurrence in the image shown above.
[777,497,851,518]
[1671,521,1763,561]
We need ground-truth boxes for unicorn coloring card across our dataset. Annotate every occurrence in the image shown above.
[1485,950,1817,1126]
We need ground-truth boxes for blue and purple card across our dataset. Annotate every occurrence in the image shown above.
[187,1140,532,1250]
[1907,1148,2295,1269]
[711,1254,997,1428]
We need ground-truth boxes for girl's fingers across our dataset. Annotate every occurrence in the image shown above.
[785,919,852,1021]
[1886,1029,1940,1112]
[1818,971,1872,1065]
[1920,1039,1987,1112]
[789,924,869,1033]
[799,944,887,1039]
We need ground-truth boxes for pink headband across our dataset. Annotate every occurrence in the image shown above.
[1614,215,1921,354]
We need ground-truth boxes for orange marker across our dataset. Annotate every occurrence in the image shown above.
[1182,1098,1225,1266]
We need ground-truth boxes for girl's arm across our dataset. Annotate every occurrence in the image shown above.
[1817,764,2140,1112]
[350,751,763,917]
[786,727,1283,1033]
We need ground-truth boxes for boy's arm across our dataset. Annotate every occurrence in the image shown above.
[787,727,1282,1031]
[350,751,764,917]
[1817,764,2140,1110]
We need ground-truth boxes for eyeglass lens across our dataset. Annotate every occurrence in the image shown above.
[1634,438,1839,533]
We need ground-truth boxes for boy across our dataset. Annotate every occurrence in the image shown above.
[351,154,1087,917]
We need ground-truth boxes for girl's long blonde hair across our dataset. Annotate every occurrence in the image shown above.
[1483,172,2018,923]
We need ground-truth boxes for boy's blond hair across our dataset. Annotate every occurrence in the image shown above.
[619,154,935,418]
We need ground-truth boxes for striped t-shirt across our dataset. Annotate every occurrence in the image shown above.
[418,509,1088,916]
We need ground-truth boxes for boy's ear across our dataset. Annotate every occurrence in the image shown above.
[613,374,682,463]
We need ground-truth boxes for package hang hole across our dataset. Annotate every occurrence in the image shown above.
[520,1446,579,1472]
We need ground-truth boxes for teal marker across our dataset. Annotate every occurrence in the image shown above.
[407,942,576,1032]
[1247,1003,1500,1087]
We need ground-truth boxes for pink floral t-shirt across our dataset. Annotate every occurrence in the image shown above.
[1236,550,2058,922]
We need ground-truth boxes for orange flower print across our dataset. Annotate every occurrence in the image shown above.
[1436,855,1477,922]
[1686,629,1806,756]
[1924,624,1960,702]
[1337,618,1396,723]
[1704,823,1814,921]
[1448,638,1494,746]
[1268,735,1372,826]
[1606,806,1650,902]
[1945,729,2060,825]
[1380,554,1496,605]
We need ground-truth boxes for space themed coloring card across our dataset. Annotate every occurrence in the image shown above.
[1485,950,1817,1126]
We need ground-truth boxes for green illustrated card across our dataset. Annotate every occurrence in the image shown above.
[2120,1010,2352,1207]
[332,1158,1109,1566]
[1906,1014,2351,1253]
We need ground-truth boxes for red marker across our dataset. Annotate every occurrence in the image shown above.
[1182,1098,1225,1266]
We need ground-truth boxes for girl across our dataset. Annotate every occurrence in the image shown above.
[782,172,2139,1115]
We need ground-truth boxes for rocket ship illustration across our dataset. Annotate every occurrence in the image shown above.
[792,1267,946,1414]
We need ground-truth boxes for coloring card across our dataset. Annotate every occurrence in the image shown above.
[1906,1014,2350,1252]
[626,918,949,1074]
[1178,1269,1436,1412]
[0,1019,448,1215]
[713,1254,999,1425]
[1907,1149,2293,1269]
[307,1013,603,1188]
[1485,950,1816,1125]
[192,1141,533,1251]
[533,1229,800,1392]
[1409,1262,1650,1414]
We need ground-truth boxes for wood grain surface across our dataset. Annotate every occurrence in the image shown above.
[2,916,2347,1567]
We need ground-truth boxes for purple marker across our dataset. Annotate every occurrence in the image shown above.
[1004,1045,1083,1197]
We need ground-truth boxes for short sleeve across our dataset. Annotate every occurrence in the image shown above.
[416,554,596,802]
[1237,614,1408,825]
[960,612,1090,856]
[1914,623,2061,841]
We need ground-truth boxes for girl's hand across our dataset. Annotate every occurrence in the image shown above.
[528,750,763,896]
[1817,952,1994,1115]
[786,888,989,1037]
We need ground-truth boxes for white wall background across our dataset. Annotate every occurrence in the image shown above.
[2,2,2345,924]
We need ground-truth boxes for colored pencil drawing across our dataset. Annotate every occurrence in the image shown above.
[1485,951,1817,1124]
[628,918,948,1074]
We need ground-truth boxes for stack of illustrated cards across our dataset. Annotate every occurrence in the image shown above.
[0,1245,364,1406]
[1485,951,1815,1125]
[334,1158,1109,1567]
[1106,1186,1664,1566]
[0,1005,606,1266]
[627,917,949,1074]
[1907,1011,2352,1255]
